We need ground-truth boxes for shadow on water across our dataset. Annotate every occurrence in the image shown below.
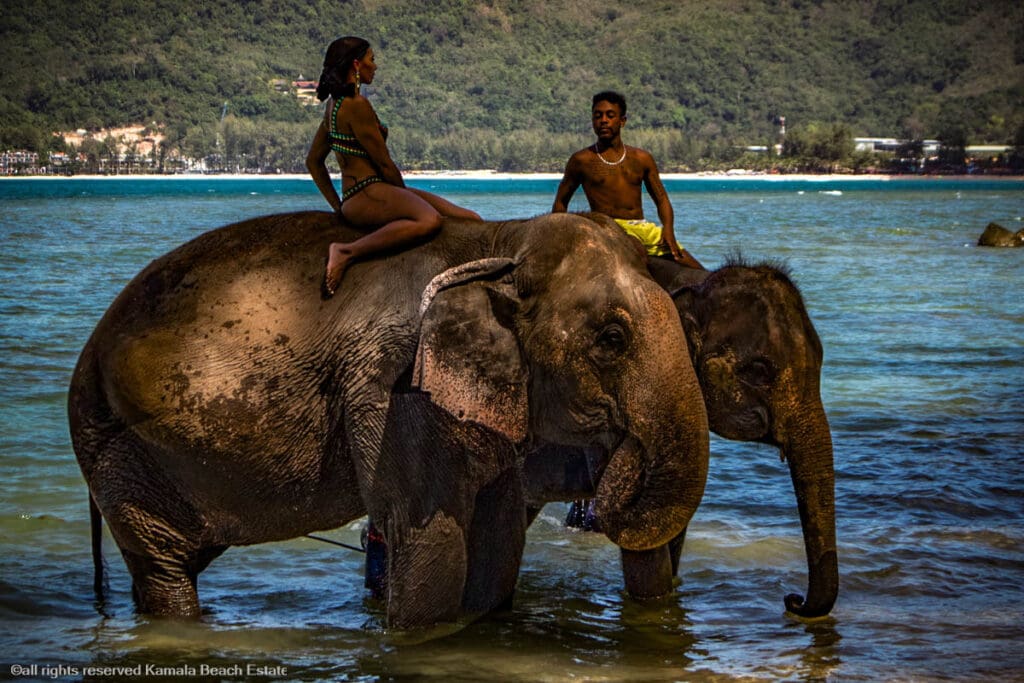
[349,594,703,682]
[61,593,707,682]
[787,618,842,681]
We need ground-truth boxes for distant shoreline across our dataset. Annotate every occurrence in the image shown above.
[4,170,1024,181]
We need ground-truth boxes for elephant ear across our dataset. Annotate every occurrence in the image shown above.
[668,284,703,360]
[413,258,528,443]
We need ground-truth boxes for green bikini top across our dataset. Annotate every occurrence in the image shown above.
[329,97,388,159]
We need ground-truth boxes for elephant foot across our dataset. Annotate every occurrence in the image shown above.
[386,511,467,629]
[123,550,202,617]
[323,243,354,298]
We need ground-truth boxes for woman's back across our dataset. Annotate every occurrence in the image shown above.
[326,94,386,178]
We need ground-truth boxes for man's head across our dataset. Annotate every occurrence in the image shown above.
[592,91,627,142]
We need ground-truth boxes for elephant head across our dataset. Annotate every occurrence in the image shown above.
[413,214,709,552]
[531,254,838,617]
[672,260,837,617]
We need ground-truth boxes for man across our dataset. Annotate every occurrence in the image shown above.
[552,91,703,269]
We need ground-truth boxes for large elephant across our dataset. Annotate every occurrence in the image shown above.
[523,253,838,618]
[68,211,710,629]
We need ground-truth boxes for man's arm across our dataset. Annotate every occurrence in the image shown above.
[643,154,702,268]
[552,155,583,213]
[641,155,678,252]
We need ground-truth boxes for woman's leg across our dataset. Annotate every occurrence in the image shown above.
[325,184,442,296]
[409,187,482,221]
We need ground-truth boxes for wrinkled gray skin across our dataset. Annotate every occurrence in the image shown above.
[977,221,1024,247]
[68,211,709,629]
[524,251,837,618]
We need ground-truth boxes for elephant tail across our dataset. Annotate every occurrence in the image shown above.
[90,493,107,601]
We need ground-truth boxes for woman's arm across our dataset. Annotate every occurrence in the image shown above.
[305,121,342,213]
[347,97,405,187]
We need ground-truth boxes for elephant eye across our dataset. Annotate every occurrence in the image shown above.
[592,323,629,363]
[740,359,775,387]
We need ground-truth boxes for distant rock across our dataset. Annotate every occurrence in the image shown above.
[977,222,1024,247]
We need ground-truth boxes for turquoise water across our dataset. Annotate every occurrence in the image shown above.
[1,176,1022,681]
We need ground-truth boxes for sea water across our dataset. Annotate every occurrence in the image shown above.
[1,176,1022,681]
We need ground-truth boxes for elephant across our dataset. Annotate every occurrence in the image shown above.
[68,210,710,629]
[977,221,1024,247]
[521,251,838,618]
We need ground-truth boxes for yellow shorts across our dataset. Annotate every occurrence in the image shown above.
[614,219,674,257]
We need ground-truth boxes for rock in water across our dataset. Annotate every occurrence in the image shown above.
[977,222,1024,247]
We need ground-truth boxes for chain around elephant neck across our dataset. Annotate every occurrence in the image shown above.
[593,143,627,166]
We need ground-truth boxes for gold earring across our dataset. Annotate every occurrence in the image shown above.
[354,69,360,94]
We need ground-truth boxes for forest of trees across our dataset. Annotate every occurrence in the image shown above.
[2,0,1022,173]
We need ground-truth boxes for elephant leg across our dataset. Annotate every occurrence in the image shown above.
[90,437,218,617]
[463,467,527,614]
[123,544,226,617]
[620,546,674,599]
[122,550,200,617]
[355,392,467,628]
[668,526,687,577]
[119,537,226,618]
[370,392,528,628]
[384,511,467,629]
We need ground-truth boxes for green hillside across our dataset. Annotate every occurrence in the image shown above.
[2,0,1022,171]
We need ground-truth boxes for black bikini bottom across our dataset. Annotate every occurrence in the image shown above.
[342,175,384,202]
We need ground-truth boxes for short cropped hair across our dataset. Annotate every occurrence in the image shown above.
[592,91,627,117]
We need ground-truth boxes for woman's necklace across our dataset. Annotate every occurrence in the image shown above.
[593,143,627,166]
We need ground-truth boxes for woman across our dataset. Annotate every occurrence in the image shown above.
[306,36,481,297]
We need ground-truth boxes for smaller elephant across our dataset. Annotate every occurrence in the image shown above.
[523,256,838,618]
[977,222,1024,247]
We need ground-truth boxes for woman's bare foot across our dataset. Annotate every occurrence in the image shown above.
[323,242,353,298]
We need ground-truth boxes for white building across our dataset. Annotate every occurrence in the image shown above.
[853,137,940,154]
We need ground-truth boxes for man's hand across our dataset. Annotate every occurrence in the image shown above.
[661,228,704,269]
[660,228,684,263]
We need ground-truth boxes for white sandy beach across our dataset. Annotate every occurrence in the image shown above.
[0,171,912,181]
[5,170,1022,181]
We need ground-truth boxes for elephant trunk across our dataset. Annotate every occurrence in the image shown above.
[594,318,710,552]
[781,401,838,617]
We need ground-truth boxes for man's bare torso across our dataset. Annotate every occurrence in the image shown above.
[573,146,647,220]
